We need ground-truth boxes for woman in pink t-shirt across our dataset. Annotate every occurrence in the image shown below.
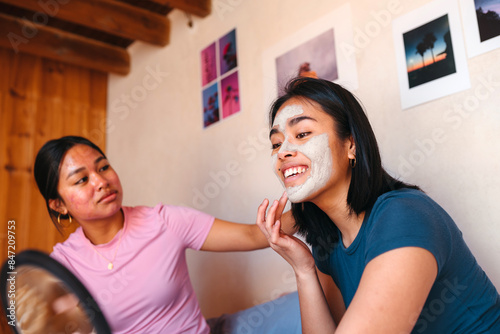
[31,135,295,334]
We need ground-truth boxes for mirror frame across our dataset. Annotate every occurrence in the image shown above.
[1,249,111,334]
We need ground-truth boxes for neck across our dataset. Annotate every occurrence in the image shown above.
[312,185,364,249]
[80,209,124,245]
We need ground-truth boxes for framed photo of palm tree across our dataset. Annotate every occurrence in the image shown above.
[392,0,470,109]
[459,0,500,57]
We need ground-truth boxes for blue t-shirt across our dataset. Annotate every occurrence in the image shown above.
[314,188,500,333]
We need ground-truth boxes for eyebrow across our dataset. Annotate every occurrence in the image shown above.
[269,127,280,139]
[288,115,317,127]
[269,115,318,139]
[269,115,318,138]
[66,156,107,180]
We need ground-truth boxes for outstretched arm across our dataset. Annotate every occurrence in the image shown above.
[201,192,295,252]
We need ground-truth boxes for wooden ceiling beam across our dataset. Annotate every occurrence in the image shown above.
[0,0,170,46]
[0,12,130,75]
[151,0,211,17]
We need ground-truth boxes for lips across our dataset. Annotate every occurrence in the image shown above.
[98,190,117,203]
[282,165,308,179]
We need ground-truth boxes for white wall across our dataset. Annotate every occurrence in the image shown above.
[107,0,500,318]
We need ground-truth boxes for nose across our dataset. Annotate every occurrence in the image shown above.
[277,141,297,160]
[278,151,295,159]
[91,172,109,191]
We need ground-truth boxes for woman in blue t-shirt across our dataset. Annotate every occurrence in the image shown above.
[257,77,500,333]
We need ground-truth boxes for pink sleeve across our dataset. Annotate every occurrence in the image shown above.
[155,204,215,250]
[50,243,72,268]
[50,247,64,264]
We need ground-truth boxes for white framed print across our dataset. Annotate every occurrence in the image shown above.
[262,3,358,109]
[392,0,470,109]
[459,0,500,57]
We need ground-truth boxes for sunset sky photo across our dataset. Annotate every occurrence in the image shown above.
[475,0,500,42]
[475,0,500,14]
[403,14,450,73]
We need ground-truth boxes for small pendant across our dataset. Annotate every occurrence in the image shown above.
[108,263,113,270]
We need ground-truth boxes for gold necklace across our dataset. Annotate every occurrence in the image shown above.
[90,229,124,270]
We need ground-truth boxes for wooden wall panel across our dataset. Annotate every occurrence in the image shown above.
[0,47,108,333]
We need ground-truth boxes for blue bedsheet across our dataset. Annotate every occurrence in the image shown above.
[207,291,302,334]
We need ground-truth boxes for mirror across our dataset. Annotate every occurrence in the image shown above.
[1,250,111,334]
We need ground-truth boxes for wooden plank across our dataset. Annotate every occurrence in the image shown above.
[10,52,42,100]
[7,51,41,253]
[151,0,211,17]
[0,49,14,233]
[0,12,130,75]
[30,59,64,251]
[89,70,108,111]
[0,88,9,278]
[86,71,108,149]
[7,51,41,188]
[0,50,12,273]
[0,51,108,262]
[4,101,38,256]
[39,59,65,99]
[0,0,170,46]
[63,62,91,103]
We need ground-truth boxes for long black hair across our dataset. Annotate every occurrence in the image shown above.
[34,136,106,232]
[270,77,419,251]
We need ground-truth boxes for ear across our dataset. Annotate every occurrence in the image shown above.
[49,198,68,215]
[347,135,356,160]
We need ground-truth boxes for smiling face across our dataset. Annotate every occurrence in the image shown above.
[49,144,123,225]
[270,98,354,203]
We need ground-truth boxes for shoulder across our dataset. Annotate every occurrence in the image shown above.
[121,204,183,226]
[121,204,157,220]
[155,204,214,226]
[51,227,85,251]
[369,188,453,230]
[50,227,86,265]
[364,189,457,269]
[124,203,214,236]
[368,188,452,231]
[372,188,438,214]
[124,203,212,221]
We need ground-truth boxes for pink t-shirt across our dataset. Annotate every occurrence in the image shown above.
[51,204,215,334]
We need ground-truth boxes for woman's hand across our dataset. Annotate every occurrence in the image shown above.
[256,192,316,275]
[257,193,338,334]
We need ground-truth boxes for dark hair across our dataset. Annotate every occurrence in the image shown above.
[34,136,106,231]
[270,77,419,250]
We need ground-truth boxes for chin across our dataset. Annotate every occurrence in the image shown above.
[285,184,323,204]
[285,189,306,203]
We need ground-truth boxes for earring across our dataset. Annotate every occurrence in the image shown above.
[57,213,73,227]
[349,157,356,168]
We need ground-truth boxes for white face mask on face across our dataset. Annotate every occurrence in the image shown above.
[271,104,333,203]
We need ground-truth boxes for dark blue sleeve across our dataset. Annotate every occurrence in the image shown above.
[364,191,453,275]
